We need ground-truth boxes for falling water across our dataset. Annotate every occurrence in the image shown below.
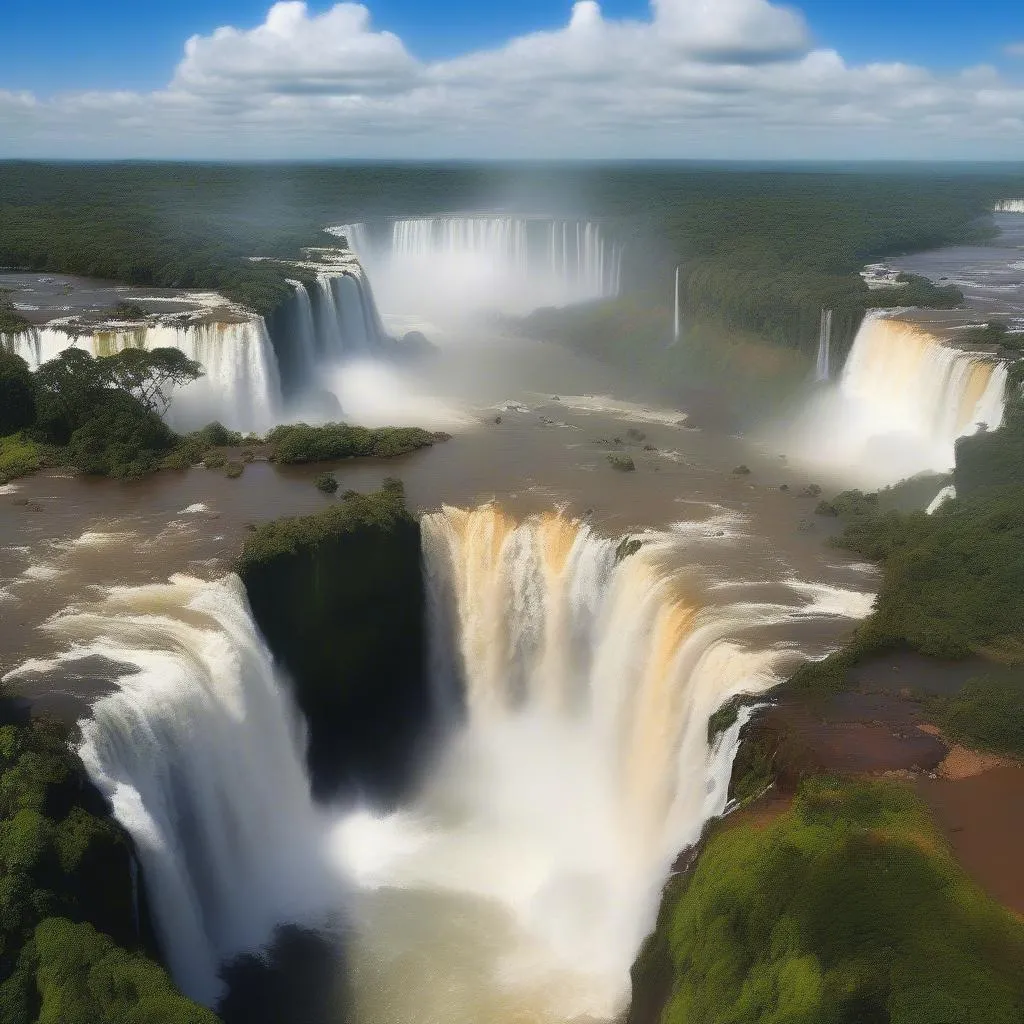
[335,215,623,315]
[332,505,874,1023]
[8,575,335,1007]
[816,308,833,381]
[673,265,681,343]
[994,199,1024,213]
[3,321,282,434]
[788,311,1008,484]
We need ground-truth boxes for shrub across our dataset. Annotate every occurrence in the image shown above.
[925,676,1024,757]
[202,451,226,470]
[65,392,175,478]
[314,473,338,494]
[732,464,751,475]
[608,454,636,472]
[193,421,243,448]
[225,461,244,479]
[0,434,42,485]
[268,423,440,464]
[0,352,35,435]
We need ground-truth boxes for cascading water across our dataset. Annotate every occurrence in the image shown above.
[816,307,833,381]
[3,320,282,434]
[333,215,623,316]
[994,199,1024,213]
[35,575,336,1007]
[8,507,873,1022]
[332,505,874,1023]
[789,311,1008,484]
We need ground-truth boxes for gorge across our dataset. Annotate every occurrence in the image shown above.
[3,167,1024,1024]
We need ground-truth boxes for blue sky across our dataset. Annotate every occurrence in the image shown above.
[4,0,1022,94]
[2,0,1024,158]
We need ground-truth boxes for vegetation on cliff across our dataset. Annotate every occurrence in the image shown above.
[924,676,1024,759]
[265,422,444,463]
[635,778,1024,1024]
[0,709,215,1023]
[238,484,429,801]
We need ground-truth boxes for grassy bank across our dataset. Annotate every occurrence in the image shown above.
[633,777,1024,1024]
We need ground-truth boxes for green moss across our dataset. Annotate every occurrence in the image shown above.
[0,434,42,485]
[644,777,1024,1024]
[924,675,1024,758]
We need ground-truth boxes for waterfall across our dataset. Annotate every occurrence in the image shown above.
[816,308,833,381]
[926,484,957,514]
[336,215,623,315]
[789,311,1009,484]
[2,320,282,434]
[333,505,874,1021]
[673,265,681,342]
[309,270,385,359]
[16,575,336,1007]
[994,199,1024,213]
[285,279,319,385]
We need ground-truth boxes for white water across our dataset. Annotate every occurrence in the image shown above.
[926,484,957,514]
[331,505,873,1022]
[4,321,281,434]
[994,199,1024,213]
[334,216,623,318]
[816,307,833,381]
[673,265,681,342]
[6,507,874,1021]
[14,576,336,1006]
[788,311,1008,484]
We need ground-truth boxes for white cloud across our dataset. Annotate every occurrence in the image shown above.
[1,0,1023,158]
[1005,41,1024,57]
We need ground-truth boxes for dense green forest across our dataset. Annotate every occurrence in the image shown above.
[0,161,1019,335]
[0,708,216,1023]
[633,777,1024,1024]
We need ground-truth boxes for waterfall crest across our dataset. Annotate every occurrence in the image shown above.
[334,504,874,1021]
[789,311,1008,484]
[3,320,281,434]
[49,575,334,1007]
[333,215,623,315]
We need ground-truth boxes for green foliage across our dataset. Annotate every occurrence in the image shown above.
[267,422,441,464]
[191,422,243,448]
[100,347,202,418]
[607,453,636,472]
[0,351,36,434]
[0,711,211,1022]
[834,487,1024,660]
[202,451,227,470]
[815,488,878,519]
[0,433,42,485]
[66,392,175,478]
[313,472,338,494]
[110,301,148,320]
[925,676,1024,758]
[0,297,31,334]
[31,917,219,1024]
[957,320,1023,351]
[224,461,243,479]
[656,778,1024,1024]
[615,537,643,562]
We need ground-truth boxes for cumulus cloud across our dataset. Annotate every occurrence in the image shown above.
[1,0,1023,158]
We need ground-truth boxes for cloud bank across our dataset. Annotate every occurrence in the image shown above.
[2,0,1023,158]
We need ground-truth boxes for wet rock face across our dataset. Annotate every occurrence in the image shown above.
[239,491,431,804]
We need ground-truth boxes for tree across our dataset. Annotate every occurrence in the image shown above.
[99,347,202,418]
[0,351,35,435]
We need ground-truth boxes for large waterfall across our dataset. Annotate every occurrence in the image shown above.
[1,256,391,431]
[790,311,1008,484]
[332,505,872,1022]
[8,507,872,1020]
[330,215,623,315]
[3,321,282,434]
[55,575,334,1006]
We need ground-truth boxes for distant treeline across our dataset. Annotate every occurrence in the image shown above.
[0,162,1019,331]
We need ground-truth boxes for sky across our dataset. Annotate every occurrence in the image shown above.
[2,0,1024,160]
